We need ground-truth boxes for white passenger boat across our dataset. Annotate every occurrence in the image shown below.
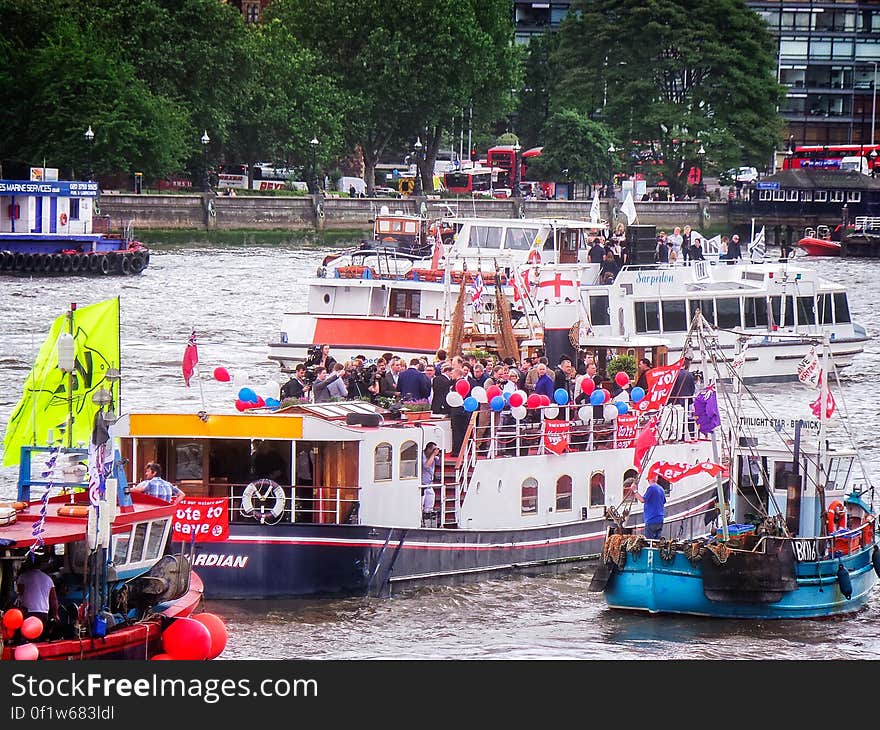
[267,215,867,382]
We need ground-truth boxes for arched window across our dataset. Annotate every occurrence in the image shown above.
[556,475,572,511]
[590,471,606,506]
[521,477,538,515]
[623,468,639,489]
[400,441,419,479]
[374,443,393,481]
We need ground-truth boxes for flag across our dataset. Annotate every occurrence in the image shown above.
[635,359,684,413]
[648,460,724,483]
[468,273,484,311]
[797,345,821,389]
[693,385,720,434]
[543,419,570,454]
[590,188,601,222]
[3,298,120,467]
[182,330,199,387]
[704,234,722,257]
[621,193,638,225]
[633,417,658,467]
[511,267,531,311]
[748,227,766,263]
[810,388,836,419]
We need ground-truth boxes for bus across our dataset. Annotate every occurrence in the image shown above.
[442,167,496,195]
[783,144,880,172]
[486,145,552,198]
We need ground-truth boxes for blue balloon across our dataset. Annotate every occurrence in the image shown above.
[265,397,281,409]
[631,386,646,403]
[554,388,569,405]
[238,387,258,403]
[490,395,505,412]
[589,390,604,406]
[463,396,479,412]
[615,401,629,415]
[502,391,511,403]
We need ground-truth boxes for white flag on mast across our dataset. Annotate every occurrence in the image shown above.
[748,226,766,263]
[621,193,638,225]
[590,188,601,222]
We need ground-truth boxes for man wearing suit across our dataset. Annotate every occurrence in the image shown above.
[379,358,402,399]
[397,357,431,401]
[431,363,453,415]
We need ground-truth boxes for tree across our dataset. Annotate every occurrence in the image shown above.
[515,33,559,151]
[526,110,615,187]
[554,0,784,196]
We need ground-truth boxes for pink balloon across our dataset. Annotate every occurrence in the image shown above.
[600,388,611,404]
[509,392,524,408]
[20,616,43,640]
[580,378,595,395]
[14,643,39,661]
[455,379,471,397]
[615,371,630,387]
[213,367,231,382]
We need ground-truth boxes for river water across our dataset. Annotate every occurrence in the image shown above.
[2,233,879,660]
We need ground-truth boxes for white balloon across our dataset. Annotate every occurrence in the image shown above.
[502,380,516,394]
[446,391,464,408]
[577,405,592,422]
[614,390,630,403]
[263,379,280,400]
[603,403,620,420]
[471,386,488,404]
[511,405,528,421]
[544,406,559,419]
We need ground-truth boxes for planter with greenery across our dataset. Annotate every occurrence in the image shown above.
[607,354,637,382]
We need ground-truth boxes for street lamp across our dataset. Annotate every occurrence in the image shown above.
[412,137,423,196]
[697,144,706,197]
[309,137,319,194]
[512,142,522,198]
[871,149,878,178]
[84,125,94,181]
[200,130,210,192]
[607,143,617,199]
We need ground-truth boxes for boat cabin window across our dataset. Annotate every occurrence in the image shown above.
[589,295,610,326]
[375,443,393,481]
[661,299,687,332]
[796,296,816,325]
[826,456,854,491]
[391,289,420,318]
[834,293,851,323]
[715,298,741,329]
[690,299,715,326]
[817,294,832,325]
[521,477,538,515]
[590,472,606,506]
[772,460,796,491]
[113,530,131,564]
[129,523,149,563]
[505,227,536,250]
[467,225,502,249]
[70,198,80,221]
[146,519,169,558]
[743,297,769,327]
[175,442,203,480]
[556,475,572,511]
[400,441,419,479]
[622,469,638,490]
[634,301,660,333]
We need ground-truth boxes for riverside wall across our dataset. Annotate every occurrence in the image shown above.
[96,192,730,233]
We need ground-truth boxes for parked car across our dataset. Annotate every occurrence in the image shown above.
[720,166,759,185]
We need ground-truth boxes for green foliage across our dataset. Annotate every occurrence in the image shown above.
[527,110,615,183]
[607,354,637,381]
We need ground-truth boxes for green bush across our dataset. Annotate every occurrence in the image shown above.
[607,354,636,381]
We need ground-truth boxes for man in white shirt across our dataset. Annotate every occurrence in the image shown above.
[17,561,59,629]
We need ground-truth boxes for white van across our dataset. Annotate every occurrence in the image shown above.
[839,156,871,175]
[337,176,367,196]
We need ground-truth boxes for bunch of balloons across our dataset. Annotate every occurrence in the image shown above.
[155,613,228,660]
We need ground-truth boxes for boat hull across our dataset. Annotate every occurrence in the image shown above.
[796,237,842,257]
[602,543,877,619]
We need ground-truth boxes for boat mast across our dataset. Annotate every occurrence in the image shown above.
[817,335,830,533]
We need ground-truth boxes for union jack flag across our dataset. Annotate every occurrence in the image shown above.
[469,272,484,311]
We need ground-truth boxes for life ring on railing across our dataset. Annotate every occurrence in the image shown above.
[207,199,216,218]
[702,205,711,222]
[58,505,90,518]
[826,500,845,534]
[528,249,541,265]
[240,479,286,524]
[60,212,68,226]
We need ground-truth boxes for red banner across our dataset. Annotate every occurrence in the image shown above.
[171,497,229,542]
[648,460,724,483]
[636,359,683,413]
[543,419,570,454]
[615,413,639,448]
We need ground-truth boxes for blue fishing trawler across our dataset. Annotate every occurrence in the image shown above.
[0,177,149,276]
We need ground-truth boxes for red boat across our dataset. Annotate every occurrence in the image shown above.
[797,236,842,256]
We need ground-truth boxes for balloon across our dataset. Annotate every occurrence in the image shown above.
[631,386,646,403]
[265,397,281,409]
[234,399,249,412]
[213,367,231,382]
[490,395,505,412]
[577,405,592,421]
[509,392,524,408]
[526,394,542,409]
[14,643,39,661]
[511,405,528,421]
[21,616,43,640]
[615,371,630,387]
[486,385,502,401]
[513,389,528,404]
[539,394,551,407]
[255,395,266,408]
[238,387,258,403]
[544,406,559,418]
[446,391,464,408]
[616,401,629,415]
[192,613,228,660]
[554,388,569,405]
[152,653,175,660]
[502,391,511,403]
[589,390,605,406]
[263,380,280,401]
[599,388,611,404]
[463,396,479,412]
[455,379,471,397]
[604,403,620,420]
[471,386,487,404]
[502,380,516,394]
[3,608,24,631]
[614,390,630,403]
[580,378,595,395]
[162,617,212,661]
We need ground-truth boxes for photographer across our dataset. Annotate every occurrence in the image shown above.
[421,441,441,527]
[281,363,310,401]
[346,356,375,400]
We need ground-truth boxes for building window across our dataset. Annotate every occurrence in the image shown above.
[243,2,260,23]
[786,189,799,201]
[590,472,605,506]
[374,443,392,481]
[400,440,418,479]
[772,190,785,201]
[759,189,773,201]
[800,190,813,202]
[830,190,844,202]
[847,191,861,203]
[521,477,538,515]
[555,475,572,511]
[815,190,828,202]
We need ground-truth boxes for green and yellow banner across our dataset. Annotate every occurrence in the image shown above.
[2,298,120,466]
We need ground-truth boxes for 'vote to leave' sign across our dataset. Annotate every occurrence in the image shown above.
[172,497,229,542]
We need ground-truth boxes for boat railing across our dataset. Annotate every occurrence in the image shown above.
[222,483,361,526]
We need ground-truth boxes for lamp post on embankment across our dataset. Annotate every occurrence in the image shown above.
[84,125,94,181]
[201,130,211,192]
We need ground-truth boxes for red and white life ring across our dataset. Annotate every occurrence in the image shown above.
[59,212,68,226]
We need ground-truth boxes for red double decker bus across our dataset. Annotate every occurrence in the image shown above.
[486,145,551,197]
[783,143,880,171]
[442,167,495,195]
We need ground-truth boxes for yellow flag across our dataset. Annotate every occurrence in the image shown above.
[2,298,120,466]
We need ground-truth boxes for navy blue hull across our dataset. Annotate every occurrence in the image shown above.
[191,488,716,599]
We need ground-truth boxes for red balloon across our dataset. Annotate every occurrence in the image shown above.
[615,371,630,387]
[509,392,524,408]
[151,653,175,660]
[600,388,611,404]
[162,618,212,661]
[234,399,248,412]
[539,394,551,407]
[3,608,24,631]
[455,379,471,397]
[20,616,43,640]
[255,396,266,408]
[193,613,228,659]
[580,378,595,395]
[485,385,502,401]
[213,367,231,382]
[526,394,542,409]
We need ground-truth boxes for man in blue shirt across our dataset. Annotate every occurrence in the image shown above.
[132,462,184,502]
[635,480,666,539]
